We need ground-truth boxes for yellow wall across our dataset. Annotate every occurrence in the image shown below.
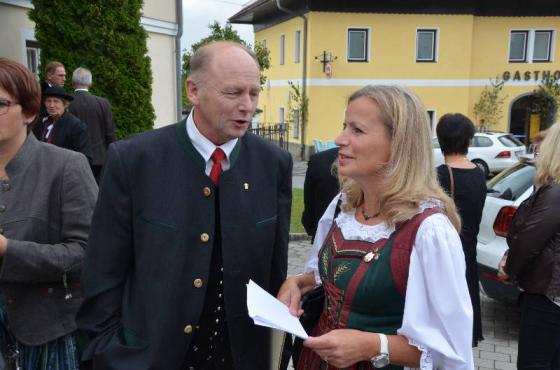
[255,12,560,149]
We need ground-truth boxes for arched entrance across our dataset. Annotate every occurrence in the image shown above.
[510,94,538,146]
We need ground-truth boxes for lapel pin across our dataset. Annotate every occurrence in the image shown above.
[243,182,249,190]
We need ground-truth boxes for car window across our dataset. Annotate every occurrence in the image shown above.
[474,136,493,147]
[432,138,440,149]
[486,163,536,201]
[498,134,524,147]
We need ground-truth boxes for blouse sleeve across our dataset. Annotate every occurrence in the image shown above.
[398,213,474,370]
[303,193,342,285]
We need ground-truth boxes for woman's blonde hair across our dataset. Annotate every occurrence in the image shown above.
[338,85,461,231]
[536,122,560,187]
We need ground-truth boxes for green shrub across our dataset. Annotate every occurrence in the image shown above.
[29,0,155,139]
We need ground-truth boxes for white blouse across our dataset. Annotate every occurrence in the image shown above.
[304,194,474,370]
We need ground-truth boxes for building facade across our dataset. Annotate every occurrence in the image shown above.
[230,0,560,157]
[0,0,181,128]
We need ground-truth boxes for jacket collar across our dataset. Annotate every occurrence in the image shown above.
[6,133,40,177]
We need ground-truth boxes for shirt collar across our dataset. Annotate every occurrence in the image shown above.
[74,88,89,92]
[186,110,238,163]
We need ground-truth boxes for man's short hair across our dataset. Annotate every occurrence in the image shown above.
[45,61,64,76]
[189,41,258,82]
[72,67,93,87]
[436,113,476,155]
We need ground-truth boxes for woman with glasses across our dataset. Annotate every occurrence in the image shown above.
[0,58,97,369]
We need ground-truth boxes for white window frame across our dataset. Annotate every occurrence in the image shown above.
[346,27,370,62]
[508,29,556,63]
[294,30,301,64]
[416,28,438,62]
[25,40,41,75]
[279,34,285,65]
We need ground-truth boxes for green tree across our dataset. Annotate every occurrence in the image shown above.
[287,81,308,138]
[181,21,270,107]
[473,78,507,131]
[532,77,560,129]
[30,0,155,139]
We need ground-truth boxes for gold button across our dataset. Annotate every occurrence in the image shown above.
[184,325,193,334]
[200,233,209,242]
[202,187,211,197]
[0,205,6,213]
[193,278,203,288]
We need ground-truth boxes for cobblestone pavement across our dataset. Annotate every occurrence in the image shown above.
[287,238,520,370]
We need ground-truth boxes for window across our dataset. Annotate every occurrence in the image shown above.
[347,28,368,62]
[509,31,528,62]
[293,109,299,139]
[294,30,301,64]
[26,40,40,75]
[279,34,285,65]
[509,30,554,63]
[416,29,437,62]
[472,136,493,147]
[533,31,553,62]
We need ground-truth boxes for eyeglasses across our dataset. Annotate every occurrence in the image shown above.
[0,99,19,116]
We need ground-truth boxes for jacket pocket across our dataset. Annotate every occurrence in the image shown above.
[138,213,177,230]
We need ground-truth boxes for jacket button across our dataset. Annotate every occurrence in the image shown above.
[184,325,193,334]
[7,299,13,304]
[202,187,212,197]
[1,183,10,191]
[193,278,203,288]
[200,233,209,242]
[0,205,6,213]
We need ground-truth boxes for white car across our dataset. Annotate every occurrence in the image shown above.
[476,160,536,302]
[433,132,526,177]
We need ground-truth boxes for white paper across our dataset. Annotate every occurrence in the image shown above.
[246,279,309,339]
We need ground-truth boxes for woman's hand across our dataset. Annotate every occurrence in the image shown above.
[497,254,510,282]
[277,276,304,316]
[304,329,378,368]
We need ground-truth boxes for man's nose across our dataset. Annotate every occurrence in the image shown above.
[238,94,254,112]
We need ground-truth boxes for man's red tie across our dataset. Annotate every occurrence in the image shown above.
[209,148,225,187]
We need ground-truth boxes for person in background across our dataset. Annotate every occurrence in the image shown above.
[0,58,97,370]
[69,67,116,183]
[33,86,92,164]
[76,41,292,370]
[301,147,339,242]
[435,113,486,347]
[38,61,66,121]
[500,122,560,370]
[279,85,473,370]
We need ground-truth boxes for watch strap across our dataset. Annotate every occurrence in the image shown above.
[378,333,389,355]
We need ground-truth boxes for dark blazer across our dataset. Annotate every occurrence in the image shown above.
[0,134,97,345]
[32,111,93,164]
[37,80,50,122]
[77,120,292,370]
[69,90,116,166]
[301,147,339,240]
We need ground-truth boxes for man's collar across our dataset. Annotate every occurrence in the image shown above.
[74,88,89,92]
[186,110,238,163]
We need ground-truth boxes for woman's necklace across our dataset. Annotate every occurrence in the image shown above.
[361,206,380,221]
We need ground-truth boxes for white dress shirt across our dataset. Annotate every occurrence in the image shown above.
[186,110,238,176]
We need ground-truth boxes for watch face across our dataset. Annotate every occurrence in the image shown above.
[372,354,390,368]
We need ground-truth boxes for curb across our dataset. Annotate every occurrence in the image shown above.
[289,233,311,242]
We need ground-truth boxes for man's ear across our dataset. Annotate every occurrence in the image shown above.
[186,79,199,105]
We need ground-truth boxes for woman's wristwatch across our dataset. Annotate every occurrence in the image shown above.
[371,333,390,368]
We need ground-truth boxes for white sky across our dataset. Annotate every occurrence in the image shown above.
[182,0,255,53]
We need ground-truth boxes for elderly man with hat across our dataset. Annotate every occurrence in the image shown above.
[33,86,92,163]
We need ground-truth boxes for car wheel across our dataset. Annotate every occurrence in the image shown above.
[472,159,489,178]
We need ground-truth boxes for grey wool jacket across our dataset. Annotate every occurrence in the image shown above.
[0,133,98,345]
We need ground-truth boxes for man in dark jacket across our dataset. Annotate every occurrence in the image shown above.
[69,67,116,182]
[38,61,66,121]
[77,41,292,370]
[301,147,339,241]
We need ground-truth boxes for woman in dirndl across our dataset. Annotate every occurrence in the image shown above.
[278,85,474,370]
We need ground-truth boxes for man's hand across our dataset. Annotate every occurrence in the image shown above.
[303,329,378,368]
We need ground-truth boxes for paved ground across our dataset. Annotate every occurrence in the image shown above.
[287,238,520,370]
[292,160,307,189]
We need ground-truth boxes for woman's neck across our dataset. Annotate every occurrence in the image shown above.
[444,153,475,169]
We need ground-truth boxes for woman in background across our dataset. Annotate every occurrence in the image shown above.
[0,58,97,369]
[502,122,560,370]
[435,113,486,347]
